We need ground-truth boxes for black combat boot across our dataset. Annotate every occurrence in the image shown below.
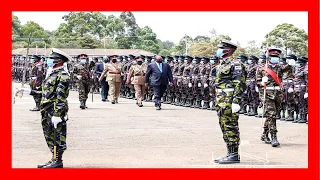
[138,102,143,107]
[244,106,251,115]
[271,133,280,147]
[239,105,247,114]
[261,129,271,144]
[246,107,253,116]
[184,99,190,107]
[84,100,88,108]
[42,150,64,168]
[275,112,281,120]
[280,110,286,121]
[248,107,257,116]
[80,101,85,109]
[285,111,294,121]
[202,102,209,109]
[211,102,216,111]
[298,114,307,123]
[38,152,54,168]
[196,100,202,109]
[179,98,185,106]
[292,113,300,123]
[167,96,172,104]
[217,145,240,164]
[30,102,40,111]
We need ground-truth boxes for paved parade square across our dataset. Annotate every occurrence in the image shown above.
[12,82,308,168]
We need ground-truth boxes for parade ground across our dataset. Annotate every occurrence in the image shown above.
[12,82,308,168]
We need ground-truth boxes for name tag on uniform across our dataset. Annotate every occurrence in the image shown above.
[235,65,241,70]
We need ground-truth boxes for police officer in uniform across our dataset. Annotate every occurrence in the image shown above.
[126,56,147,107]
[99,55,123,104]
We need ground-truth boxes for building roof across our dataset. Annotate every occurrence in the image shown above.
[12,48,155,57]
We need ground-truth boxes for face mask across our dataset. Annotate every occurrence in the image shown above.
[30,59,35,63]
[184,60,188,63]
[286,59,290,63]
[216,48,225,57]
[127,58,130,61]
[270,57,279,64]
[80,59,86,64]
[47,59,54,67]
[132,60,137,65]
[164,59,168,63]
[144,59,148,63]
[137,61,143,65]
[280,62,284,65]
[178,59,182,63]
[295,63,301,68]
[247,60,252,64]
[200,61,204,65]
[151,59,155,63]
[192,60,196,64]
[112,59,117,63]
[98,59,103,63]
[173,60,177,63]
[117,59,121,62]
[210,60,215,64]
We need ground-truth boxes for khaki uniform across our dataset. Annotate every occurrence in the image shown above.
[128,64,147,104]
[99,62,123,101]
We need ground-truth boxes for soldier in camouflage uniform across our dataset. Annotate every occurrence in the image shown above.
[29,55,44,111]
[292,57,308,123]
[208,56,219,111]
[172,55,183,105]
[181,56,194,107]
[236,55,249,115]
[17,48,72,168]
[213,41,244,164]
[279,55,296,121]
[73,54,91,109]
[199,57,211,109]
[191,56,202,108]
[163,56,175,104]
[257,48,283,147]
[245,55,259,116]
[255,55,267,118]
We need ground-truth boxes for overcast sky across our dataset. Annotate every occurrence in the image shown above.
[13,11,308,48]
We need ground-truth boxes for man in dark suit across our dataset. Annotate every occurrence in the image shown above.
[95,56,108,102]
[145,55,174,110]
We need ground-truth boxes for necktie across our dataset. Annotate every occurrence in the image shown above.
[158,63,162,72]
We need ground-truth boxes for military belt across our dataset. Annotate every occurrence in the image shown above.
[134,74,145,76]
[295,85,306,87]
[283,80,293,82]
[246,79,255,82]
[266,86,281,90]
[216,88,234,93]
[109,72,121,74]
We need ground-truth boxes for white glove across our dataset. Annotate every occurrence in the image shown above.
[198,83,202,87]
[51,116,62,129]
[261,76,268,86]
[231,103,241,113]
[31,77,37,80]
[15,88,31,97]
[304,93,308,99]
[204,83,208,88]
[288,88,294,93]
[77,75,82,80]
[255,86,259,92]
[188,83,192,88]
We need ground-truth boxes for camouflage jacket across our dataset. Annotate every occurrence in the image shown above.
[246,64,258,80]
[256,64,283,88]
[293,65,308,88]
[30,67,70,117]
[29,61,44,88]
[183,63,194,77]
[281,64,295,80]
[73,63,91,80]
[215,58,246,104]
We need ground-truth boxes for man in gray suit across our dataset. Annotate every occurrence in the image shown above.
[145,55,174,110]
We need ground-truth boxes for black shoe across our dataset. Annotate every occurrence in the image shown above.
[30,107,40,111]
[239,105,247,114]
[111,100,115,104]
[217,146,240,164]
[102,99,106,102]
[285,111,294,121]
[38,153,54,168]
[248,107,258,116]
[42,150,64,168]
[261,130,271,144]
[298,115,307,123]
[156,106,161,110]
[80,101,85,109]
[271,133,280,147]
[138,103,143,107]
[275,114,281,120]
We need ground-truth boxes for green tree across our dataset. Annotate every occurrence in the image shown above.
[246,40,261,56]
[12,14,21,37]
[119,11,139,49]
[20,21,49,42]
[159,49,171,56]
[189,42,213,57]
[136,26,159,53]
[262,23,308,56]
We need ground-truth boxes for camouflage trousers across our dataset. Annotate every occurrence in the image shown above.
[247,81,259,108]
[30,81,42,104]
[78,79,90,101]
[259,89,282,133]
[215,90,240,147]
[41,108,67,152]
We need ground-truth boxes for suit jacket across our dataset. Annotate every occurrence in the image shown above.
[145,62,173,86]
[95,63,104,78]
